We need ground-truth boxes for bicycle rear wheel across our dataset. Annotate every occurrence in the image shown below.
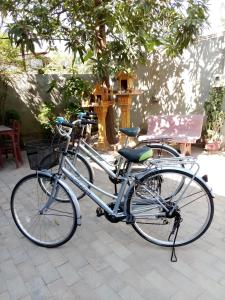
[126,168,214,247]
[11,173,77,247]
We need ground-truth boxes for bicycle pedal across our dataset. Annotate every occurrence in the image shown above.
[126,215,135,224]
[96,207,104,217]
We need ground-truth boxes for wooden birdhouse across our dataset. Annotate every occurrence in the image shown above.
[116,71,136,93]
[92,82,109,104]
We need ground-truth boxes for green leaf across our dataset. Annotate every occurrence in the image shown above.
[83,49,94,62]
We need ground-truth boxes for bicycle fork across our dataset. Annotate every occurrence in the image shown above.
[39,175,60,214]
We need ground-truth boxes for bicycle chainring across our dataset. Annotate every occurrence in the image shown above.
[104,202,125,223]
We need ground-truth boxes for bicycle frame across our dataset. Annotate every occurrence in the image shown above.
[61,154,130,216]
[74,138,124,180]
[73,126,129,179]
[59,154,171,218]
[54,124,168,217]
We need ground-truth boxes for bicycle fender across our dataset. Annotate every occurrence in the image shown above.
[38,171,81,225]
[160,166,215,199]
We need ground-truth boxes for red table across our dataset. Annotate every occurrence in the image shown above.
[0,125,21,168]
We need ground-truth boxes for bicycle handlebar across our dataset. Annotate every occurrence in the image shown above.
[55,115,97,138]
[77,111,96,120]
[81,119,97,125]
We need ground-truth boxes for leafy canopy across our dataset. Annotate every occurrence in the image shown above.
[0,0,208,79]
[0,32,22,72]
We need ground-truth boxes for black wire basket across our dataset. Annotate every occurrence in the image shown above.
[25,136,65,171]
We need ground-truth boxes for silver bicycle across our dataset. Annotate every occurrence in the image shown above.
[11,117,214,261]
[40,112,181,199]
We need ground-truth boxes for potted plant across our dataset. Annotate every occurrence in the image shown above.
[204,87,225,151]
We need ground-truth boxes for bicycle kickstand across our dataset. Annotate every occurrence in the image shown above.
[168,212,183,262]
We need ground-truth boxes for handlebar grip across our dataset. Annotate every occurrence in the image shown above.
[86,112,97,117]
[77,111,97,119]
[55,117,74,128]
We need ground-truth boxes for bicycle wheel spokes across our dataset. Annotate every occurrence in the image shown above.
[11,173,77,247]
[128,169,214,247]
[39,176,71,203]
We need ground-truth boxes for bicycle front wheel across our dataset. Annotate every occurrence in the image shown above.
[127,168,214,247]
[131,143,180,173]
[40,152,93,201]
[11,173,77,247]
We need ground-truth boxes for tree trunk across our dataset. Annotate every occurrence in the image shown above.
[21,44,26,72]
[94,0,118,145]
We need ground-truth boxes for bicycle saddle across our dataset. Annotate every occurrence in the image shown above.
[118,146,153,163]
[119,127,140,137]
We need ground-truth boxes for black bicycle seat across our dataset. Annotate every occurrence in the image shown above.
[118,146,153,163]
[119,127,140,137]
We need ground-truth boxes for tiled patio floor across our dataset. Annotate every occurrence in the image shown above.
[0,147,225,300]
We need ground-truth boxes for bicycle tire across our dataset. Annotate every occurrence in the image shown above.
[11,173,77,248]
[134,142,180,160]
[126,168,214,247]
[39,152,93,201]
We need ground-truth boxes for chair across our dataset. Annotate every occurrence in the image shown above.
[2,120,23,165]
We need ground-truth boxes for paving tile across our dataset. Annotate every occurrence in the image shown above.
[17,261,37,282]
[47,278,74,299]
[57,262,80,286]
[95,284,122,300]
[197,291,222,300]
[103,253,130,273]
[62,248,89,270]
[119,268,158,296]
[9,246,29,265]
[0,246,10,263]
[170,290,197,300]
[109,240,132,259]
[119,286,145,300]
[0,291,11,300]
[6,276,28,300]
[25,276,46,295]
[37,262,61,285]
[0,259,19,280]
[190,260,225,282]
[46,248,68,267]
[78,264,103,289]
[145,269,178,298]
[26,247,50,267]
[0,272,7,294]
[70,280,99,300]
[98,265,131,294]
[20,296,33,300]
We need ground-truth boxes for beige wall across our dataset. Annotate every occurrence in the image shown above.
[4,74,64,136]
[132,34,225,137]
